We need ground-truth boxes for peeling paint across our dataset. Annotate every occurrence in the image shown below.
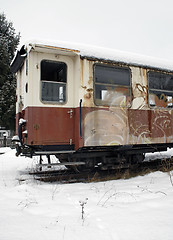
[83,62,173,147]
[84,109,128,146]
[84,93,92,99]
[84,107,173,146]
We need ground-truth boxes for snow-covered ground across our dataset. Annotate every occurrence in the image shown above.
[0,147,173,240]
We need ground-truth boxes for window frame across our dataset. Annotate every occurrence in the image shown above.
[40,59,67,105]
[148,70,173,109]
[93,63,132,107]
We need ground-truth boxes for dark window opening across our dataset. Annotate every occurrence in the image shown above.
[94,64,131,107]
[148,71,173,108]
[41,60,67,103]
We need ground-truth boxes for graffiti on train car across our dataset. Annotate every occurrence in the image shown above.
[84,108,173,146]
[84,66,173,146]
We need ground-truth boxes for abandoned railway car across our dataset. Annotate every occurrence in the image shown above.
[11,41,173,170]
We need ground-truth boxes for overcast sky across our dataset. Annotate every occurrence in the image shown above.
[1,0,173,61]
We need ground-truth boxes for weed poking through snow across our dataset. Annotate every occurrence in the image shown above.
[79,198,88,224]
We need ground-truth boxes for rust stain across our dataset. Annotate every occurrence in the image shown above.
[84,93,92,99]
[35,44,80,54]
[155,95,167,108]
[82,60,95,107]
[82,86,87,89]
[87,88,93,92]
[132,83,148,109]
[88,76,92,85]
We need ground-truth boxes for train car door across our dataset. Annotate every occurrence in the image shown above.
[29,55,75,149]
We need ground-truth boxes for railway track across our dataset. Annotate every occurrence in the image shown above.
[29,157,173,183]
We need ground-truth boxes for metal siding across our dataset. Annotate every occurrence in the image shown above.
[15,45,173,151]
[25,107,75,146]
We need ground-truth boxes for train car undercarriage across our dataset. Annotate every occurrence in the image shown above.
[15,142,172,172]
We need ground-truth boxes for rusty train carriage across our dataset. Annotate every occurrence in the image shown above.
[11,42,173,169]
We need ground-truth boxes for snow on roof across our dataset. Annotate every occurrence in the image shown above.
[25,39,173,72]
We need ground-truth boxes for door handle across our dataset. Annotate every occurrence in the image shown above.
[67,109,73,118]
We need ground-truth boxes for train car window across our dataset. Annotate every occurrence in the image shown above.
[41,60,67,103]
[94,64,131,107]
[148,71,173,108]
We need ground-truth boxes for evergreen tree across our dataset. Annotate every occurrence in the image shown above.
[0,13,20,130]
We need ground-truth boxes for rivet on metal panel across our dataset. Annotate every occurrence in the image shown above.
[34,124,40,130]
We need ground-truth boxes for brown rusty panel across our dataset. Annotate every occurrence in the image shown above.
[128,109,173,143]
[24,107,75,146]
[83,106,173,147]
[128,109,151,138]
[19,105,173,149]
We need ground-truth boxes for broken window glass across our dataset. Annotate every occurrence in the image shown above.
[148,71,173,108]
[94,64,131,107]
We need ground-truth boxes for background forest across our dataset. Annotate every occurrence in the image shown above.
[0,13,20,130]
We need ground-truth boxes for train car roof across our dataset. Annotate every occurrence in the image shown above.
[11,40,173,73]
